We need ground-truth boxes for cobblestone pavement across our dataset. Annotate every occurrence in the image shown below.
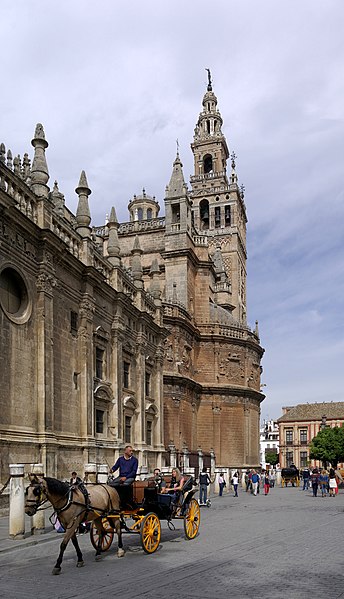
[0,486,344,598]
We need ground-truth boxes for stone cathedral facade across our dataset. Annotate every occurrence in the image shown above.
[0,77,264,482]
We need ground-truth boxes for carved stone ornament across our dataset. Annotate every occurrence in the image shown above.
[36,272,57,293]
[79,298,95,320]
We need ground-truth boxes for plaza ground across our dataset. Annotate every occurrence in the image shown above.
[0,485,343,598]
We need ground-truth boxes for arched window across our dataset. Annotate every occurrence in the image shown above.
[203,154,213,174]
[215,206,221,228]
[138,208,143,221]
[200,199,209,230]
[225,205,231,226]
[147,208,152,220]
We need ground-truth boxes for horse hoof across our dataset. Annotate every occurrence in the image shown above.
[117,549,125,558]
[76,561,84,568]
[95,554,102,561]
[52,568,61,575]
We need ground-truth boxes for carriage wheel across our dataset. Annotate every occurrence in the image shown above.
[140,513,161,554]
[90,519,114,552]
[184,498,200,540]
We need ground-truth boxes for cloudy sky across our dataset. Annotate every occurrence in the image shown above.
[1,0,343,420]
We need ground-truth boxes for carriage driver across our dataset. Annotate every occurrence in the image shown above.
[110,445,138,486]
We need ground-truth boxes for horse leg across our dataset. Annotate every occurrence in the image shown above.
[52,526,77,574]
[115,520,125,558]
[93,518,104,561]
[71,532,84,567]
[52,538,68,575]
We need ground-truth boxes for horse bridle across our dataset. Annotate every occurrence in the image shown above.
[25,482,48,512]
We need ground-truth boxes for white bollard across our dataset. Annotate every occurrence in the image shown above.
[97,464,108,484]
[9,464,25,539]
[84,463,97,483]
[30,464,45,534]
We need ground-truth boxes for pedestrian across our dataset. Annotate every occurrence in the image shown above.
[251,470,259,496]
[232,471,239,497]
[335,466,343,495]
[319,469,329,497]
[218,472,226,496]
[269,470,275,488]
[310,468,319,497]
[329,467,337,497]
[302,468,310,491]
[264,471,270,495]
[246,470,252,493]
[199,467,211,505]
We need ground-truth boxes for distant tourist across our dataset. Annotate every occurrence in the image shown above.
[319,470,329,497]
[218,473,226,496]
[232,471,239,497]
[264,471,270,495]
[310,468,320,497]
[199,467,211,505]
[269,470,276,488]
[302,468,310,491]
[251,470,259,496]
[329,467,337,497]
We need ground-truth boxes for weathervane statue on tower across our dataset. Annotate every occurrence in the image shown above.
[205,68,212,91]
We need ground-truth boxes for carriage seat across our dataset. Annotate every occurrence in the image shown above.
[132,479,155,504]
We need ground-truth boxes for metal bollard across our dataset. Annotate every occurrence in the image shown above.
[30,464,45,534]
[9,464,25,539]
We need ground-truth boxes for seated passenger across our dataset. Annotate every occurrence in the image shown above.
[110,445,138,486]
[152,468,166,491]
[163,467,186,505]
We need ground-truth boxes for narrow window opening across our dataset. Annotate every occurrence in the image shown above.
[125,415,132,443]
[123,361,130,388]
[95,348,104,379]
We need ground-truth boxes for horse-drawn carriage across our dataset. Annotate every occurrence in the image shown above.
[25,473,200,574]
[281,466,300,487]
[90,476,200,554]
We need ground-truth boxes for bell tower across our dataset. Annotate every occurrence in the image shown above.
[190,70,248,323]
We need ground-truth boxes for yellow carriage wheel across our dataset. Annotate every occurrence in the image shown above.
[140,512,161,554]
[184,498,200,540]
[90,519,114,552]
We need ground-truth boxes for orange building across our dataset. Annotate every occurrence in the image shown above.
[278,402,344,469]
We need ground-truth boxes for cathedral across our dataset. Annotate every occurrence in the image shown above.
[0,75,264,482]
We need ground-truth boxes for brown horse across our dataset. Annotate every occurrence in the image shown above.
[25,476,123,574]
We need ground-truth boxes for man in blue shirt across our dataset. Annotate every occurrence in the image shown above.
[111,445,138,486]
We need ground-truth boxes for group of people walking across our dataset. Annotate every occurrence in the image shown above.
[245,469,275,495]
[302,466,343,497]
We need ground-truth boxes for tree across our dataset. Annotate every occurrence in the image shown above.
[309,426,344,468]
[265,451,279,466]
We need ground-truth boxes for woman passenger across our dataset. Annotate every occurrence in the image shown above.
[163,467,186,505]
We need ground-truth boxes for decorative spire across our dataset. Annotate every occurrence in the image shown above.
[50,180,65,215]
[22,153,31,181]
[31,123,49,198]
[205,68,212,91]
[166,150,187,198]
[75,170,92,236]
[0,144,5,163]
[254,320,260,340]
[107,206,120,265]
[149,258,161,302]
[131,235,143,288]
[6,149,13,170]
